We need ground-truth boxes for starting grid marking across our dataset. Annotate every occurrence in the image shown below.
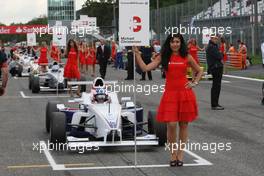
[20,91,70,99]
[39,141,212,171]
[223,74,264,82]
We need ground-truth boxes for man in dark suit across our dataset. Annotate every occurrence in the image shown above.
[96,40,111,79]
[125,46,134,80]
[139,46,153,81]
[206,35,224,110]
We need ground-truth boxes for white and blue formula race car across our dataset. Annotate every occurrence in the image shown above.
[10,52,38,77]
[29,62,85,93]
[45,77,167,150]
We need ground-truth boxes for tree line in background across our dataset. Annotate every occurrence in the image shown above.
[77,0,188,28]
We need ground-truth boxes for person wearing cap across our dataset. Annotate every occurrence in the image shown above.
[206,35,224,110]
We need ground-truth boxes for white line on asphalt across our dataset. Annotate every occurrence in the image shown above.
[13,77,27,80]
[39,141,58,170]
[40,141,212,171]
[20,91,70,99]
[224,75,264,82]
[20,91,27,98]
[52,163,210,171]
[184,149,213,166]
[199,80,231,83]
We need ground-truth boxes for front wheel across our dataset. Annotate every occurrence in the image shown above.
[32,76,40,93]
[46,101,59,133]
[50,112,66,144]
[80,75,86,93]
[148,110,167,146]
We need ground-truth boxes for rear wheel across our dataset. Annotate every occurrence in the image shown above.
[50,112,66,144]
[148,110,167,146]
[46,101,59,133]
[32,76,40,93]
[80,75,86,93]
[64,79,68,89]
[135,101,142,108]
[28,74,34,90]
[17,65,23,77]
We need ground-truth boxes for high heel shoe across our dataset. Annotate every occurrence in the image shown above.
[176,160,184,167]
[170,160,177,167]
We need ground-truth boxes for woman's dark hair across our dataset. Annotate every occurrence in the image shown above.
[161,33,188,71]
[221,37,225,43]
[66,39,78,57]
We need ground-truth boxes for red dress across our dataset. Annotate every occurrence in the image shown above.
[38,47,48,64]
[79,50,86,65]
[92,49,96,65]
[86,48,96,65]
[111,44,116,61]
[156,54,198,122]
[220,43,227,62]
[51,45,60,62]
[64,48,81,80]
[188,45,199,64]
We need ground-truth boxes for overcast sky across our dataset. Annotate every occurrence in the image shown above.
[0,0,86,25]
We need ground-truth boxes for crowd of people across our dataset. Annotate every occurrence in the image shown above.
[0,34,250,98]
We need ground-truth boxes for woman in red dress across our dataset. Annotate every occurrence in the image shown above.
[188,38,204,65]
[64,39,81,97]
[111,41,117,62]
[38,41,49,72]
[79,41,86,73]
[188,38,204,79]
[91,42,97,77]
[85,42,96,77]
[220,37,227,62]
[134,34,203,167]
[50,42,61,63]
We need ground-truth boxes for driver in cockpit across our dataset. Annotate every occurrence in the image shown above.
[90,77,111,103]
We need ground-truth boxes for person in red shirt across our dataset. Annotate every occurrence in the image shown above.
[219,37,228,73]
[220,37,227,62]
[238,40,247,69]
[228,43,236,54]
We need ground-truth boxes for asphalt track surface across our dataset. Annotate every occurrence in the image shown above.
[0,65,263,176]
